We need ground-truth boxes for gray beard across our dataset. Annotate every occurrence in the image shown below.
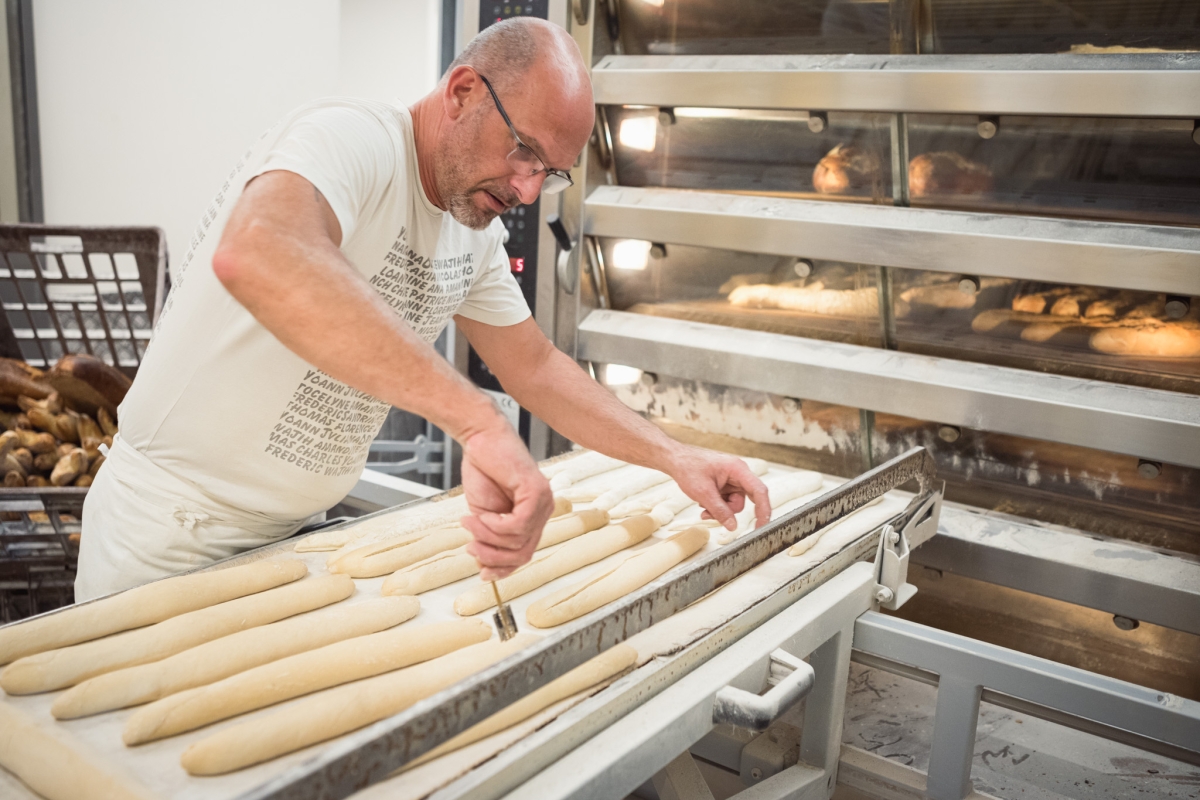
[446,189,496,230]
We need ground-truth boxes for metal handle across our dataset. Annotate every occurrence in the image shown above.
[712,649,815,731]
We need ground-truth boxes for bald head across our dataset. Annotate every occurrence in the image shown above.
[414,18,595,229]
[446,17,589,97]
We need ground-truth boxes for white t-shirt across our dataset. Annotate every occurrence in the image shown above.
[118,98,530,521]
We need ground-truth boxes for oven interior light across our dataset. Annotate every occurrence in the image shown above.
[639,0,666,7]
[618,115,659,152]
[605,364,644,386]
[611,239,652,271]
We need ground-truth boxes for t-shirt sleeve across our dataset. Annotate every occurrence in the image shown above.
[455,226,532,327]
[250,104,396,246]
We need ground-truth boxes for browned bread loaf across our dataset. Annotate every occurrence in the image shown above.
[908,152,993,198]
[812,144,883,194]
[0,359,51,403]
[46,355,131,417]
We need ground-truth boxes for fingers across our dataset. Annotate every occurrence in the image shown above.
[727,463,772,527]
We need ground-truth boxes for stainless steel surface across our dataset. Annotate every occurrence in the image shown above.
[853,612,1200,768]
[577,309,1200,469]
[240,447,937,800]
[503,561,877,800]
[914,503,1200,636]
[592,53,1200,118]
[583,185,1200,296]
[427,495,940,800]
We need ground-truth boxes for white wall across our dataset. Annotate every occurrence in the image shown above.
[339,0,441,105]
[34,0,441,271]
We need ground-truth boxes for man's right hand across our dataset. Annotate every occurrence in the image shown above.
[458,416,554,581]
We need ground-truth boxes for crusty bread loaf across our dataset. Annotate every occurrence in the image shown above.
[908,152,993,198]
[1090,322,1200,357]
[812,144,883,194]
[0,358,51,401]
[46,355,131,417]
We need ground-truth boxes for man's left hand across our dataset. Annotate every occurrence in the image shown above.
[666,445,771,532]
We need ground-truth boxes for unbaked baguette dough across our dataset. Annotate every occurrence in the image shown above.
[295,495,469,552]
[558,464,655,503]
[592,469,672,511]
[124,617,491,745]
[0,701,156,800]
[454,515,659,616]
[527,527,710,629]
[329,526,471,578]
[788,495,883,556]
[2,573,352,695]
[382,547,478,597]
[382,509,610,597]
[0,558,307,665]
[717,470,824,545]
[406,643,637,769]
[52,596,419,720]
[180,632,540,775]
[548,453,625,491]
[609,458,768,518]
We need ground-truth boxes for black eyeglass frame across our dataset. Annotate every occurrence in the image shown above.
[477,72,574,195]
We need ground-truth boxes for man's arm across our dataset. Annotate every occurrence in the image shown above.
[455,315,771,530]
[214,170,553,577]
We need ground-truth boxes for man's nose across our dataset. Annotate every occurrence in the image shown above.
[508,171,545,205]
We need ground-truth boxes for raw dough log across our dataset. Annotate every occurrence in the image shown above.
[788,495,883,556]
[124,617,491,746]
[728,284,879,317]
[180,632,540,775]
[717,470,824,545]
[527,527,710,629]
[454,515,658,615]
[648,492,697,528]
[329,526,471,578]
[382,547,478,597]
[0,701,156,800]
[550,496,573,517]
[407,643,637,769]
[558,464,653,503]
[591,468,672,510]
[541,449,615,481]
[295,495,469,552]
[2,573,352,694]
[0,558,307,665]
[548,452,625,491]
[383,509,610,596]
[52,596,419,719]
[610,459,768,518]
[1090,323,1200,358]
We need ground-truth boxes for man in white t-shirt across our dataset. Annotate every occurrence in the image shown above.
[75,18,770,600]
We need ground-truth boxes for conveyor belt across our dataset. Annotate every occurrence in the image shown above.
[0,447,937,800]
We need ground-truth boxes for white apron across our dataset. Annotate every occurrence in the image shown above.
[75,436,314,601]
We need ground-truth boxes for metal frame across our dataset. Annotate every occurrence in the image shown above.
[583,186,1200,297]
[504,561,880,800]
[914,503,1200,636]
[853,612,1200,800]
[591,53,1200,118]
[576,309,1200,470]
[236,447,936,799]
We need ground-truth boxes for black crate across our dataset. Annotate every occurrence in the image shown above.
[0,223,167,378]
[0,224,166,617]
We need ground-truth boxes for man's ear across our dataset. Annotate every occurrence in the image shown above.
[443,65,479,122]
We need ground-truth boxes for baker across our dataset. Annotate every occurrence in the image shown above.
[75,18,771,601]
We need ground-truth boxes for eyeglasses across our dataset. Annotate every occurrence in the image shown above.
[477,73,574,196]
